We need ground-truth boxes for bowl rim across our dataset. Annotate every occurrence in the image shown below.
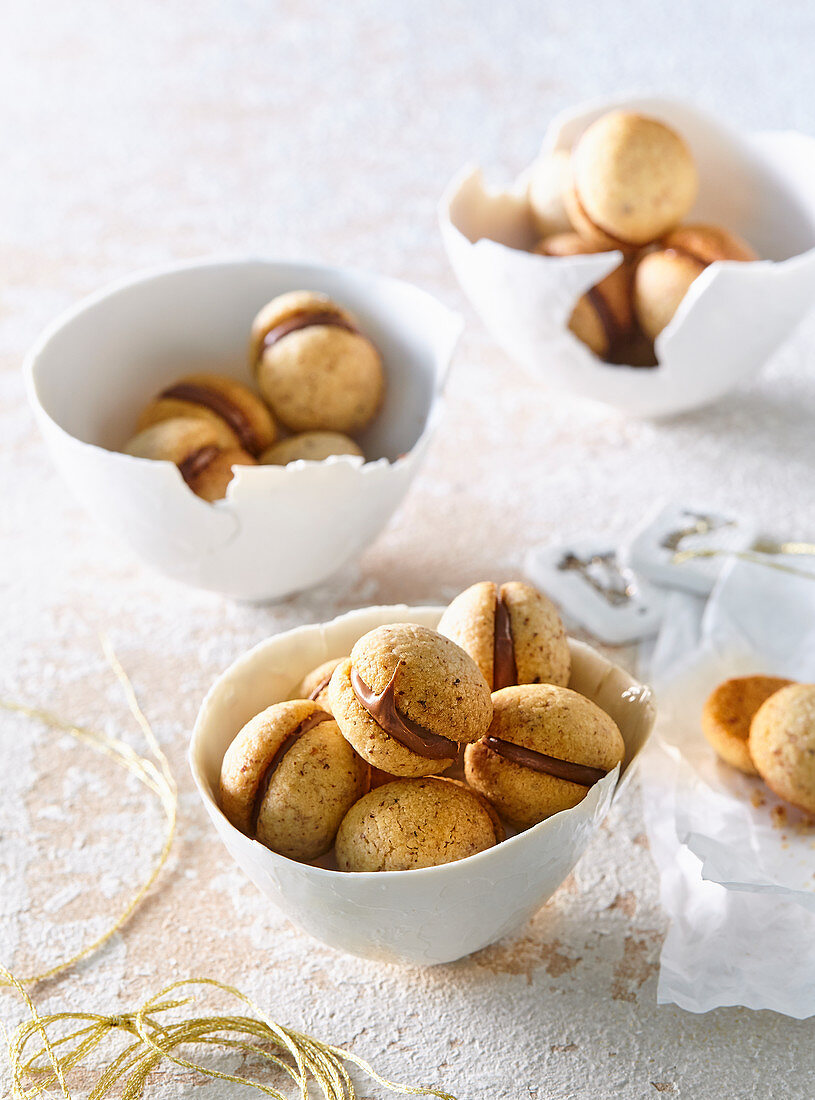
[189,602,656,883]
[23,253,464,468]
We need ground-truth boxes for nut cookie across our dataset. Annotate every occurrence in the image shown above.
[292,657,345,713]
[437,580,570,691]
[124,416,255,501]
[260,431,363,465]
[750,684,815,814]
[702,675,793,776]
[565,111,698,249]
[219,699,369,861]
[465,684,624,826]
[250,290,384,434]
[137,371,276,457]
[335,777,502,872]
[634,224,757,339]
[328,623,492,777]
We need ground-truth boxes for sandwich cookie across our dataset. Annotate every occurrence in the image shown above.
[292,657,345,713]
[123,416,255,501]
[750,683,815,814]
[465,684,625,826]
[335,777,504,872]
[634,224,757,339]
[328,623,493,777]
[702,675,793,775]
[260,431,363,465]
[565,111,698,250]
[219,699,369,861]
[534,232,633,359]
[137,371,276,457]
[250,291,384,434]
[437,580,571,691]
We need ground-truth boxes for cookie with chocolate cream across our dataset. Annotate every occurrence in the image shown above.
[250,291,384,434]
[465,684,624,826]
[292,657,345,713]
[137,371,276,457]
[335,777,503,872]
[123,416,255,501]
[328,623,492,777]
[219,699,369,861]
[437,580,570,691]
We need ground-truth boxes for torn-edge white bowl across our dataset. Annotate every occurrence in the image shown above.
[25,258,462,601]
[189,604,656,965]
[440,95,815,418]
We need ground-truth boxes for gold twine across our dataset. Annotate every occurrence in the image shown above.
[5,976,456,1100]
[672,543,815,580]
[0,636,177,988]
[0,643,457,1100]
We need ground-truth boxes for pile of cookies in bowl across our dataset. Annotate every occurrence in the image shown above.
[525,108,758,365]
[218,580,627,873]
[123,290,384,500]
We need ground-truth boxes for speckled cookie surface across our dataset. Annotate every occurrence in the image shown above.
[251,290,384,434]
[328,623,492,777]
[334,777,501,872]
[123,416,255,500]
[137,371,276,456]
[568,111,698,247]
[292,657,345,712]
[437,580,570,691]
[749,683,815,814]
[260,431,363,465]
[702,675,793,776]
[219,699,369,860]
[465,684,624,827]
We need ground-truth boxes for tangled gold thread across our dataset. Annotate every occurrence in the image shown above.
[0,643,457,1100]
[672,544,815,579]
[4,976,456,1100]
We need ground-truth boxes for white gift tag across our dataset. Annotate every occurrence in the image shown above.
[525,540,666,645]
[626,503,759,595]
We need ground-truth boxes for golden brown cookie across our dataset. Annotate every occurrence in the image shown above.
[634,224,757,339]
[291,657,345,713]
[260,431,363,465]
[137,372,276,457]
[526,149,573,237]
[535,232,634,359]
[465,684,624,827]
[250,291,384,434]
[749,684,815,814]
[123,416,256,501]
[328,623,493,777]
[565,111,698,249]
[335,777,502,872]
[219,699,369,861]
[701,675,793,775]
[437,580,570,692]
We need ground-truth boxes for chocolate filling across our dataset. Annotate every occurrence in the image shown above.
[586,284,625,353]
[178,444,220,487]
[250,710,331,834]
[161,382,261,456]
[308,670,335,701]
[492,591,517,690]
[350,665,457,760]
[261,310,359,356]
[485,736,608,787]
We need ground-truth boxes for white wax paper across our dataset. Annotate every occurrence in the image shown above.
[641,558,815,1016]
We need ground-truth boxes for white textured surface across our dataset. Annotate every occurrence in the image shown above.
[3,1,815,1097]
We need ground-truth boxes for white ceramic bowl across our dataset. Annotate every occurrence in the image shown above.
[25,259,461,601]
[189,604,656,965]
[440,96,815,418]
